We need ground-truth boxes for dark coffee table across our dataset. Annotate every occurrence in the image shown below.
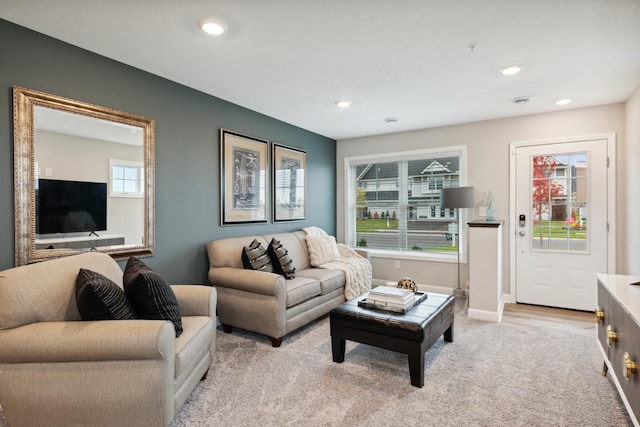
[330,291,455,388]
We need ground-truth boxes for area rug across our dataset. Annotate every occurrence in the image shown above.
[170,307,632,426]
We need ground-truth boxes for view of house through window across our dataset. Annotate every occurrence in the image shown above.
[346,148,466,258]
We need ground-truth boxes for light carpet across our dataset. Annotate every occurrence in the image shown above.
[170,304,632,427]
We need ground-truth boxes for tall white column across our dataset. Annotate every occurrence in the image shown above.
[468,220,504,322]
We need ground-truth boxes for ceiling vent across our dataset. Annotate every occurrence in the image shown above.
[512,96,532,105]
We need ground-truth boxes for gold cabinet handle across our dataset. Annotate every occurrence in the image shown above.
[623,352,638,381]
[595,306,605,323]
[607,325,618,348]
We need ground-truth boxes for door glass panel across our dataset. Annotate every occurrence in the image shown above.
[530,153,588,253]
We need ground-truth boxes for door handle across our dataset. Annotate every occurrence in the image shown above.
[519,231,526,236]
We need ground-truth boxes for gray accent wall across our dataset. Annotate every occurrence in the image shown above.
[0,19,337,282]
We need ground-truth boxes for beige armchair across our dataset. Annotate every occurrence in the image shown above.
[0,252,216,427]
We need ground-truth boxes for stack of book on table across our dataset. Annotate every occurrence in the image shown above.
[365,286,418,312]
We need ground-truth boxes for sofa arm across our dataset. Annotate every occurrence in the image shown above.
[0,320,175,364]
[208,267,286,297]
[354,248,370,260]
[336,242,370,261]
[172,284,217,317]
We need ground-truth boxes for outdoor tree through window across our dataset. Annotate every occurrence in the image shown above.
[530,153,587,252]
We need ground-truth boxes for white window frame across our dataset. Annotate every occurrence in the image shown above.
[110,159,144,198]
[344,145,468,263]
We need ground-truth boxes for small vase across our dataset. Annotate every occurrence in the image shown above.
[486,191,496,222]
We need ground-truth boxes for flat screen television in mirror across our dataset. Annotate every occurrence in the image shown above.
[36,179,107,235]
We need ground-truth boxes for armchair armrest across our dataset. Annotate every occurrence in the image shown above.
[208,267,286,297]
[0,320,175,364]
[171,285,216,317]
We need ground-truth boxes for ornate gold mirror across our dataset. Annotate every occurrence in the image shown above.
[13,86,155,265]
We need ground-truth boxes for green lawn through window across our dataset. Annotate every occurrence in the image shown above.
[532,220,586,239]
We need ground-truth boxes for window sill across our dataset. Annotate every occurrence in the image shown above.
[110,192,144,198]
[358,248,467,264]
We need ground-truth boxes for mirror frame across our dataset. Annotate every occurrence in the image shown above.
[13,86,155,265]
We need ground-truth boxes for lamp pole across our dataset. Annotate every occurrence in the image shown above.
[440,186,475,297]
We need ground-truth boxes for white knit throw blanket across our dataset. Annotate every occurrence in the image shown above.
[303,227,372,300]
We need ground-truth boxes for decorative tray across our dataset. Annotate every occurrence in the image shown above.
[357,291,428,314]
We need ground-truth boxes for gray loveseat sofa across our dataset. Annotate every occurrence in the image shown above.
[206,230,370,347]
[0,252,216,427]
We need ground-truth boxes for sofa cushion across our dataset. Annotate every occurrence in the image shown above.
[75,268,138,320]
[262,233,309,271]
[175,316,215,379]
[0,252,125,329]
[242,239,274,273]
[285,277,321,308]
[306,235,340,266]
[267,238,296,279]
[296,268,345,295]
[123,257,183,337]
[207,236,266,269]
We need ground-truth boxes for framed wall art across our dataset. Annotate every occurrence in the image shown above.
[220,129,268,225]
[272,143,306,221]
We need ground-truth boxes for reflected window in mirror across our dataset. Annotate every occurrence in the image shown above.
[110,159,144,197]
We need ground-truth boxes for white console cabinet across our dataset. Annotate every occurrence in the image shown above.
[467,220,504,322]
[35,234,125,250]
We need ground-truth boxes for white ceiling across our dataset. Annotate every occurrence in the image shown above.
[2,0,639,140]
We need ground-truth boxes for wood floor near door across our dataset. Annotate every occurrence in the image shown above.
[502,302,595,336]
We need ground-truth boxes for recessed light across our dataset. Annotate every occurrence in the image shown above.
[500,65,523,76]
[512,96,532,105]
[199,19,225,36]
[555,98,572,106]
[335,100,351,108]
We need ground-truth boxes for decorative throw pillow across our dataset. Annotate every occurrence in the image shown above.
[267,238,296,279]
[306,235,340,267]
[76,268,138,320]
[123,257,183,337]
[241,239,274,272]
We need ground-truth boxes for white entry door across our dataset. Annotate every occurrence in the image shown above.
[514,138,609,311]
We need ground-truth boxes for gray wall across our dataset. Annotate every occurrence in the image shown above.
[0,19,336,282]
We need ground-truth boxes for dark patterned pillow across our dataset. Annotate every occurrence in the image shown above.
[123,256,150,286]
[123,257,183,337]
[76,268,138,320]
[267,238,296,279]
[242,239,274,272]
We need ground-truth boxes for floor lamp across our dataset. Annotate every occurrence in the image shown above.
[440,187,475,296]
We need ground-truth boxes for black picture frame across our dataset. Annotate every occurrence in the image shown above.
[272,143,306,222]
[220,129,269,225]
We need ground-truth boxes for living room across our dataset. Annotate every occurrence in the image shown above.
[1,3,639,291]
[1,2,640,426]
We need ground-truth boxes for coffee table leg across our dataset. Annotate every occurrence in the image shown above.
[332,337,345,363]
[444,322,454,343]
[408,354,425,388]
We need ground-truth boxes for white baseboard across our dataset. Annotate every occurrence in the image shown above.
[468,308,502,322]
[502,293,515,304]
[468,294,506,322]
